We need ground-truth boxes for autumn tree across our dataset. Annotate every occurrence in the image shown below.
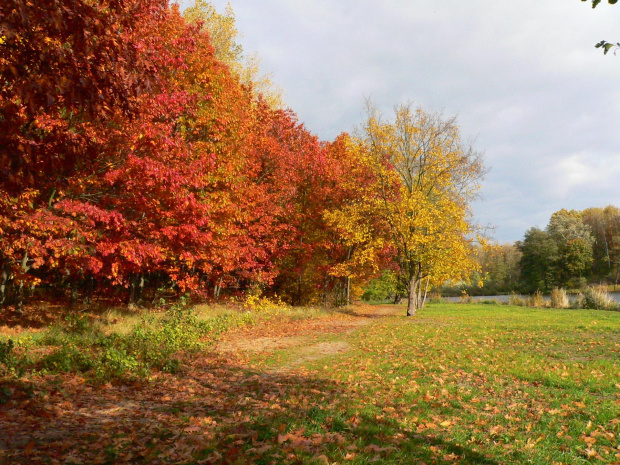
[256,118,365,306]
[183,0,283,108]
[4,0,496,311]
[356,103,485,316]
[0,0,172,308]
[320,134,393,305]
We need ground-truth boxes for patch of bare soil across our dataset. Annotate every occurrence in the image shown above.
[217,335,310,354]
[217,304,400,369]
[277,340,351,371]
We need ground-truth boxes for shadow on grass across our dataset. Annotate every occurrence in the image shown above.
[1,353,500,465]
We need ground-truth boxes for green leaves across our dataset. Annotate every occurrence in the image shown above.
[586,0,617,8]
[595,40,620,54]
[583,0,618,53]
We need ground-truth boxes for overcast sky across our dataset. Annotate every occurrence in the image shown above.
[180,0,620,243]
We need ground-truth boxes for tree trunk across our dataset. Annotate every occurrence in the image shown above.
[0,261,8,306]
[15,253,31,315]
[137,274,144,302]
[323,273,329,307]
[407,271,430,316]
[345,276,351,306]
[129,282,136,305]
[214,277,223,301]
[421,275,430,307]
[407,274,419,316]
[345,246,353,307]
[293,274,302,307]
[70,281,79,308]
[84,276,95,306]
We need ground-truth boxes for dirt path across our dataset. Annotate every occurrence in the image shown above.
[215,304,400,371]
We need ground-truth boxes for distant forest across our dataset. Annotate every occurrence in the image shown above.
[452,206,620,295]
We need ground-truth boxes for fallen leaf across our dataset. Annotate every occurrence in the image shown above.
[24,441,35,456]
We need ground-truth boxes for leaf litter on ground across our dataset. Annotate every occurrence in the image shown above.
[0,302,619,464]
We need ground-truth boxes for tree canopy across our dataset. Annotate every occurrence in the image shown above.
[0,0,487,313]
[348,103,485,315]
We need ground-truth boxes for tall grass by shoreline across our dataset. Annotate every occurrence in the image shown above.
[454,286,619,311]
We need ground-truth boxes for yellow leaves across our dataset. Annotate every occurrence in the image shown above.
[524,435,545,449]
[243,293,287,313]
[350,102,484,296]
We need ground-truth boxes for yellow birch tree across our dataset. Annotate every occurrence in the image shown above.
[358,102,485,316]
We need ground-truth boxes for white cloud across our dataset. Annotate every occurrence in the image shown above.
[544,154,600,199]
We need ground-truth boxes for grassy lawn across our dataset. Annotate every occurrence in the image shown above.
[1,302,619,464]
[314,304,620,464]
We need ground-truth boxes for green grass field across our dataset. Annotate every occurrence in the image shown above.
[1,302,619,464]
[223,303,618,464]
[321,304,620,464]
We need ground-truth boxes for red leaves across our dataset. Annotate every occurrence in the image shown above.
[0,1,387,306]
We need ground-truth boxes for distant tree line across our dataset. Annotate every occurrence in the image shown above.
[437,206,620,296]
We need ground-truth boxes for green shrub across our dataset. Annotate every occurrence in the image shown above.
[361,271,398,302]
[64,313,91,334]
[126,309,206,370]
[40,343,95,373]
[92,305,253,380]
[0,339,16,373]
[97,346,142,379]
[571,293,585,309]
[567,277,588,291]
[427,294,444,304]
[2,301,257,382]
[508,293,527,307]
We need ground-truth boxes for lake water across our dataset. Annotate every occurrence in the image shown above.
[443,292,620,304]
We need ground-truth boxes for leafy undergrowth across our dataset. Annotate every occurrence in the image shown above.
[0,301,254,383]
[0,303,619,464]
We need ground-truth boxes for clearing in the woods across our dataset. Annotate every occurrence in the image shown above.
[0,302,619,464]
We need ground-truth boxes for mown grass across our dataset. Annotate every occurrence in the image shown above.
[229,303,620,464]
